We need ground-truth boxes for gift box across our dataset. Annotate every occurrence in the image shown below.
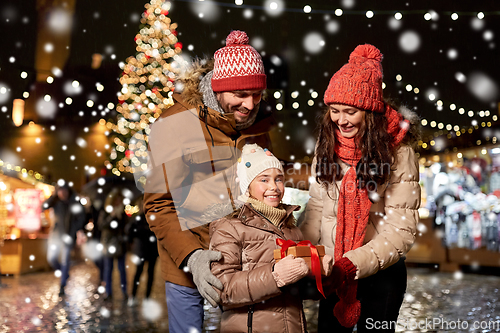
[274,245,326,275]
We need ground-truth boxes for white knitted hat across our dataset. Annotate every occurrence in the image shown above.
[237,144,283,195]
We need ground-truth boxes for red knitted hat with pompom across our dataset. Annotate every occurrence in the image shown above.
[212,30,266,93]
[324,44,385,112]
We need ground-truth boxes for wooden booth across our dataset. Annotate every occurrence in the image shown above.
[0,173,53,275]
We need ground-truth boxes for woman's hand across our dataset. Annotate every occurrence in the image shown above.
[322,254,333,276]
[323,257,357,296]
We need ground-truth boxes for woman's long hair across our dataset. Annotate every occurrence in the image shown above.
[315,100,419,187]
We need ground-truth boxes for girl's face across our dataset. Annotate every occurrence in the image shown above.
[329,104,366,138]
[248,168,284,208]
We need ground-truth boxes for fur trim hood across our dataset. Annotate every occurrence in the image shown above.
[177,58,214,107]
[200,201,244,224]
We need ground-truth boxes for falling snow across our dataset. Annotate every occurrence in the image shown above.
[303,32,325,54]
[48,8,72,35]
[467,71,499,102]
[399,30,421,53]
[0,4,499,331]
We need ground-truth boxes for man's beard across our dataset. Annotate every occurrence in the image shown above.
[235,103,260,130]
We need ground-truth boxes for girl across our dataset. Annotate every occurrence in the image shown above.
[210,144,333,333]
[300,44,421,332]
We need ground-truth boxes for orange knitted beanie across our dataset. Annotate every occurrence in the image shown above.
[323,44,385,113]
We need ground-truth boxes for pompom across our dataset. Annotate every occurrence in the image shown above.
[349,44,383,63]
[333,299,361,328]
[226,30,249,46]
[241,143,260,155]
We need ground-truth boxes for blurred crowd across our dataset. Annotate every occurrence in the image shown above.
[42,179,157,306]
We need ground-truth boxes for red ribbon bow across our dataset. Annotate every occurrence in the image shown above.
[275,239,325,298]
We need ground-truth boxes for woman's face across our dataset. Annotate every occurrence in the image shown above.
[329,104,366,138]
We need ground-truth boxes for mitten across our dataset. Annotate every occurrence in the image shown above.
[323,257,357,296]
[187,249,224,307]
[272,255,309,287]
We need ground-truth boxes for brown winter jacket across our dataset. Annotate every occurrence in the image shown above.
[300,145,421,279]
[210,203,307,333]
[143,61,275,288]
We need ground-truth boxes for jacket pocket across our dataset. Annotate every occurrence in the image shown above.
[179,146,238,219]
[186,145,236,174]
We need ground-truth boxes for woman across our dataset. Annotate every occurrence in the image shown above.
[300,44,421,332]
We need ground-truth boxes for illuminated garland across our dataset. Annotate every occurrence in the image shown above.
[175,0,496,19]
[269,82,497,153]
[0,159,45,183]
[389,75,498,150]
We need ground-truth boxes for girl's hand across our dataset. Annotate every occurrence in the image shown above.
[272,255,309,287]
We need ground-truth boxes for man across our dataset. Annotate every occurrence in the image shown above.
[143,30,274,332]
[43,183,86,296]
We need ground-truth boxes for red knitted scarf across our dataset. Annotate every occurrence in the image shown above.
[332,105,409,327]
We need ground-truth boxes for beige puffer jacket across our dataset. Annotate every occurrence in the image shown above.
[210,203,307,333]
[300,145,420,279]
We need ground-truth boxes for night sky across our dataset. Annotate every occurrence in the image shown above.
[1,0,500,166]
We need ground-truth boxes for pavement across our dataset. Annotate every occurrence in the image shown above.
[1,256,500,332]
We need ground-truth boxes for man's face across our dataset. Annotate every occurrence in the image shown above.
[216,89,263,130]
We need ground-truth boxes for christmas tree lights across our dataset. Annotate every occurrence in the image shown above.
[105,0,187,176]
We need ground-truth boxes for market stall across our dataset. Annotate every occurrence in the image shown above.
[407,147,500,270]
[0,173,54,275]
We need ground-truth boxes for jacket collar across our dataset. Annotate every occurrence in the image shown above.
[238,202,300,233]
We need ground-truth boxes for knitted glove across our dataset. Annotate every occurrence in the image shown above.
[322,255,334,276]
[187,249,224,307]
[272,255,309,288]
[323,257,357,296]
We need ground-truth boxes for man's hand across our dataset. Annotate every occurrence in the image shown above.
[187,250,224,307]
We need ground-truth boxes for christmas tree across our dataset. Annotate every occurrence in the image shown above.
[105,0,187,178]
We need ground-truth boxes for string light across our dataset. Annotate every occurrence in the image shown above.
[175,2,500,18]
[0,159,46,182]
[397,72,496,139]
